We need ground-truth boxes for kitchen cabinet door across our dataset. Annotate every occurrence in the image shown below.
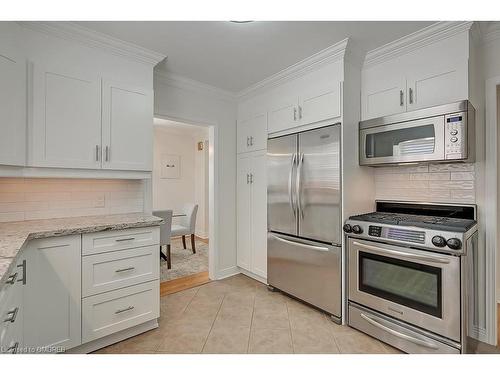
[23,235,81,351]
[361,74,406,120]
[250,151,267,279]
[101,80,153,171]
[236,154,252,271]
[237,112,267,153]
[0,29,26,167]
[299,81,341,126]
[406,61,468,111]
[31,64,102,169]
[268,96,298,134]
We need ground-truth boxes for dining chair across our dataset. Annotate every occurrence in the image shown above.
[171,203,198,253]
[152,209,173,269]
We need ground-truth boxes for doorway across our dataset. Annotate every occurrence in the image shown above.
[152,117,212,292]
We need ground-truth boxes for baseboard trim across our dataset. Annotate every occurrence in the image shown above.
[238,267,267,285]
[215,266,240,280]
[67,319,158,354]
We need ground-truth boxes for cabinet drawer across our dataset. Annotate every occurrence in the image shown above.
[0,286,23,351]
[82,245,159,297]
[82,227,160,255]
[82,281,159,343]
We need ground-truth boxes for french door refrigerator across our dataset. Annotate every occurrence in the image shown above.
[267,123,342,320]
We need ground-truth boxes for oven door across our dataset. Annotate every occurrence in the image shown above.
[348,238,461,342]
[359,115,445,165]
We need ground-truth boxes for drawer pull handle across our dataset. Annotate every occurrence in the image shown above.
[115,237,136,242]
[115,306,134,314]
[115,267,135,273]
[6,342,19,354]
[6,273,18,285]
[4,307,19,323]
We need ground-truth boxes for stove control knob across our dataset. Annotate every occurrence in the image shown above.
[352,225,363,234]
[343,224,352,233]
[446,238,462,250]
[431,235,447,248]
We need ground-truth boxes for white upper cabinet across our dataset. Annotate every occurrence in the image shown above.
[237,111,268,154]
[31,64,102,169]
[101,80,153,171]
[361,32,470,120]
[0,24,26,167]
[267,61,342,134]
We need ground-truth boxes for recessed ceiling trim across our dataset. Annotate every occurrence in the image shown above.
[237,38,349,99]
[364,21,473,68]
[18,21,167,65]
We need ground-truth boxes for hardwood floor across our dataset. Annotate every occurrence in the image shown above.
[160,271,210,296]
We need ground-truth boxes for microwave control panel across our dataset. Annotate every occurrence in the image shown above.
[444,112,466,160]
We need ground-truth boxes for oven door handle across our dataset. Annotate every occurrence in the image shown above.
[360,313,439,350]
[352,241,450,264]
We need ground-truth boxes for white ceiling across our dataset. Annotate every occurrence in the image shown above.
[77,21,434,93]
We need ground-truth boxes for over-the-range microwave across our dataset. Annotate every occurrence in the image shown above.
[359,100,475,166]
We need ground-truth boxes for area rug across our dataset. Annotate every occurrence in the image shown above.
[160,237,208,281]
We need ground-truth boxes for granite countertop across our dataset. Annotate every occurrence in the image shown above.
[0,213,163,285]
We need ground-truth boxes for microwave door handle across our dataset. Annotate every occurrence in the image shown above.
[360,313,439,350]
[288,153,297,218]
[352,241,450,264]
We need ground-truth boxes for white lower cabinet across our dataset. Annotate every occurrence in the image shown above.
[237,151,267,279]
[82,281,159,343]
[23,235,82,352]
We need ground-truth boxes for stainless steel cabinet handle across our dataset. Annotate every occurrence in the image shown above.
[6,272,17,285]
[298,105,302,119]
[409,87,414,104]
[399,90,404,106]
[96,145,100,161]
[105,145,110,161]
[296,153,305,219]
[17,260,26,285]
[115,306,134,314]
[249,173,254,184]
[115,267,135,273]
[115,237,136,242]
[288,153,297,218]
[360,313,439,350]
[6,342,19,354]
[271,234,329,252]
[250,136,253,146]
[246,173,250,184]
[246,137,250,147]
[4,307,19,323]
[293,107,297,121]
[352,241,450,264]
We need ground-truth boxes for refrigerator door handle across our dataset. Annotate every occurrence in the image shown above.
[296,152,305,219]
[288,153,297,218]
[270,233,330,252]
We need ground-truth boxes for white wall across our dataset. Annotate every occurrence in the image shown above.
[152,123,209,238]
[154,73,237,278]
[0,178,144,222]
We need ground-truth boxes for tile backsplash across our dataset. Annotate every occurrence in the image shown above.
[0,178,145,222]
[374,163,475,204]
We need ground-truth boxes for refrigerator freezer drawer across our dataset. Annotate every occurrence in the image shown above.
[267,232,341,317]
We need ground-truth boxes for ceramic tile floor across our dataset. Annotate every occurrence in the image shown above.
[94,274,403,354]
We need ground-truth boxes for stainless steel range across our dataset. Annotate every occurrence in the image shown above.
[344,201,478,354]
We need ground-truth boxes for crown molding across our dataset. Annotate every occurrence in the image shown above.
[364,21,474,68]
[236,38,349,100]
[154,70,236,102]
[18,21,166,66]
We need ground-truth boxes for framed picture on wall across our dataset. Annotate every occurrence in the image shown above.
[160,154,181,179]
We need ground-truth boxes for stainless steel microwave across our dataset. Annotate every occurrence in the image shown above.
[359,101,475,166]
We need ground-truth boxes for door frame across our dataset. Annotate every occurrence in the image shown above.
[485,75,500,345]
[147,113,218,281]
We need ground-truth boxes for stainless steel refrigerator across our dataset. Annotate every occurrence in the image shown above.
[267,123,342,320]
